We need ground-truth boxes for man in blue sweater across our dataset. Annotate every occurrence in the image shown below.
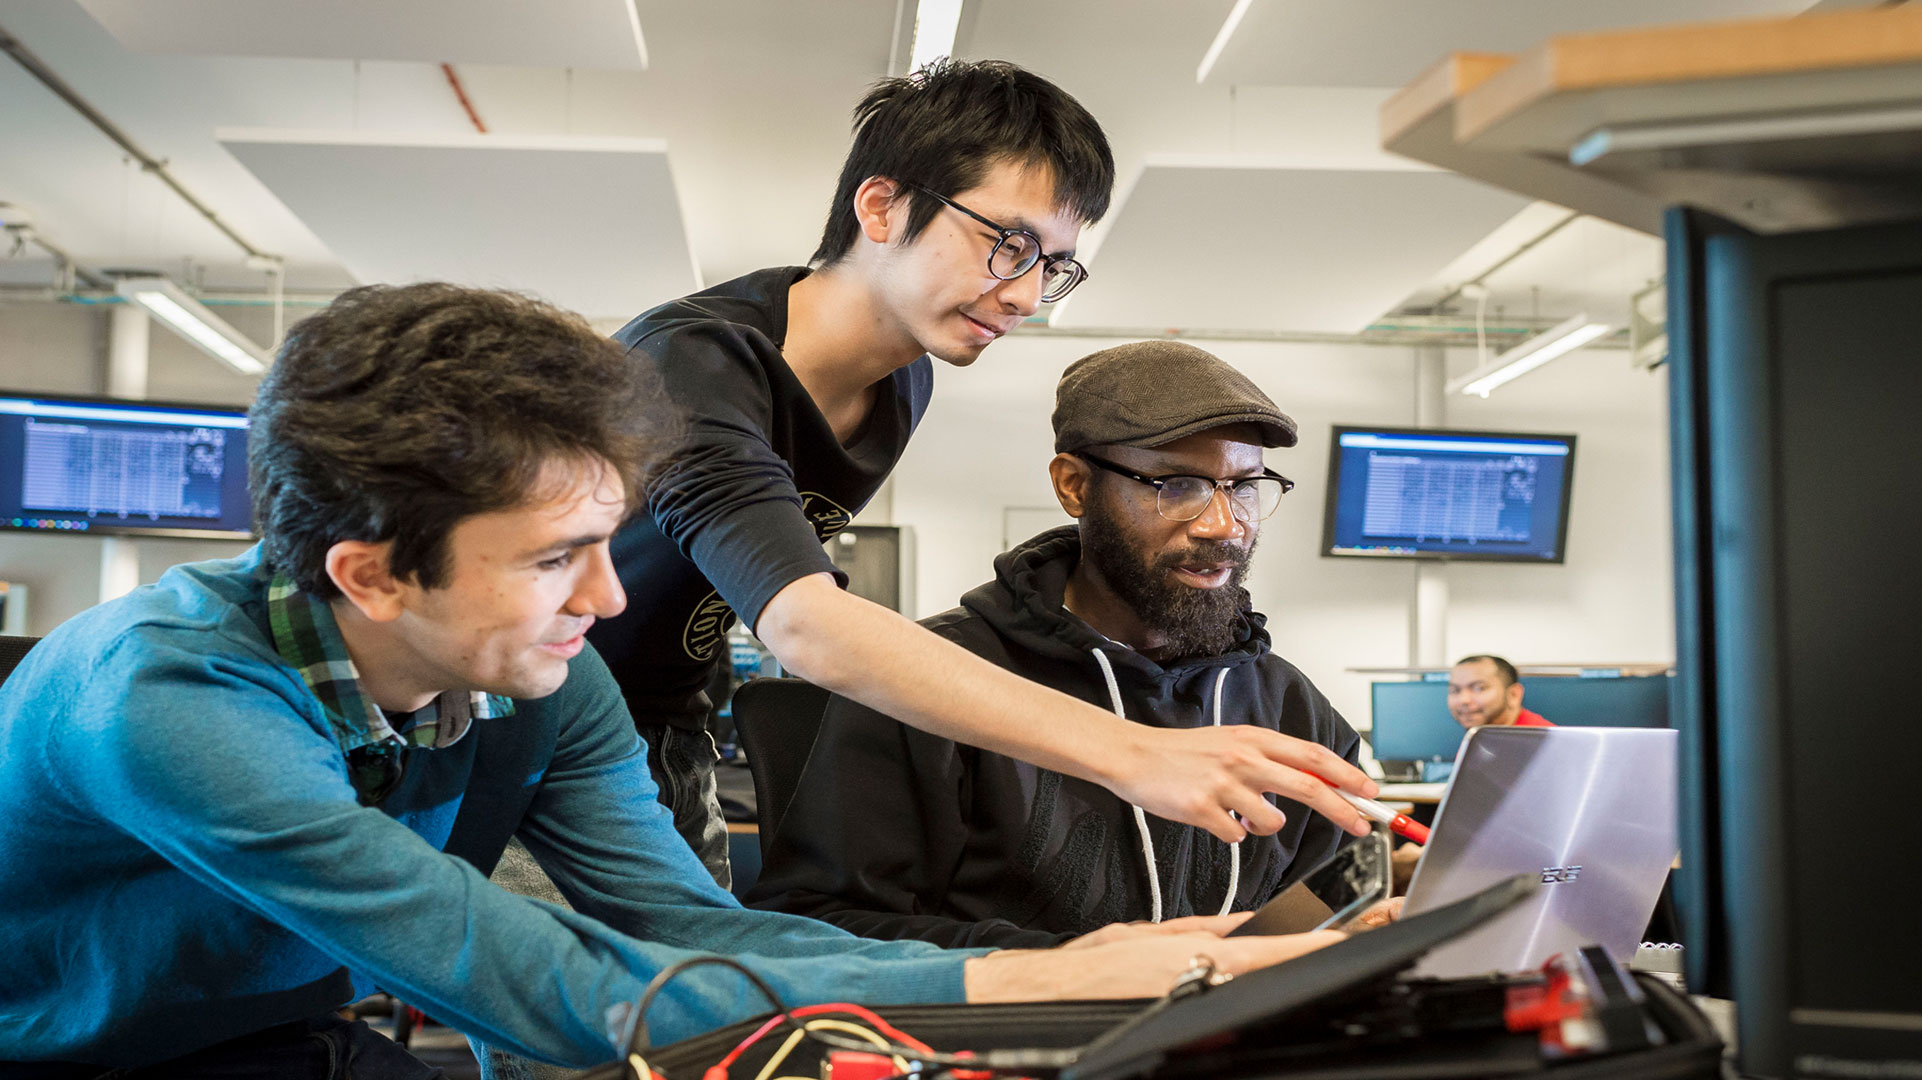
[0,285,1334,1076]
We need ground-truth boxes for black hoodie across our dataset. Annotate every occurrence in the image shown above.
[744,527,1361,948]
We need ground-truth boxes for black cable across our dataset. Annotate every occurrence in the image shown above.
[625,955,797,1057]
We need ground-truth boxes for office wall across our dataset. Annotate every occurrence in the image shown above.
[886,333,1675,731]
[2,300,1676,725]
[0,301,268,635]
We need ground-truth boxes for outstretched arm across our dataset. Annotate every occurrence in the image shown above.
[755,573,1376,844]
[965,925,1348,1001]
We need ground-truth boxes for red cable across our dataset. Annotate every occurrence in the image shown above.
[707,1003,936,1080]
[440,63,487,133]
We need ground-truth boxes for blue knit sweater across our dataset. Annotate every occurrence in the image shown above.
[0,549,969,1067]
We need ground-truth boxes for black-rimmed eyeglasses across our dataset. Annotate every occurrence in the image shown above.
[1077,453,1294,523]
[910,184,1089,303]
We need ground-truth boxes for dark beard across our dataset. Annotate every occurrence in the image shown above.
[1080,508,1256,661]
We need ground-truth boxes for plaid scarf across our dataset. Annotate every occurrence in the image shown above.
[266,573,512,804]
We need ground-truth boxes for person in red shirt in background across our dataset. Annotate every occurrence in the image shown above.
[1447,654,1554,729]
[1391,654,1555,889]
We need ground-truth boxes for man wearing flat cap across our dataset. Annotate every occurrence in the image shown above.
[747,342,1361,946]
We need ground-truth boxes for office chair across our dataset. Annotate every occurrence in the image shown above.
[0,635,40,687]
[729,677,832,853]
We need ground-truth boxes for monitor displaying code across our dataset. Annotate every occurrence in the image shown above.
[1321,427,1575,562]
[0,393,252,539]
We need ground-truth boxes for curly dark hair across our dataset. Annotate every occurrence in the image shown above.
[249,283,679,599]
[811,59,1114,267]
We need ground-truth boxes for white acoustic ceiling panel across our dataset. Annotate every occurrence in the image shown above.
[1050,164,1530,335]
[77,0,647,69]
[1198,0,1811,87]
[220,131,698,319]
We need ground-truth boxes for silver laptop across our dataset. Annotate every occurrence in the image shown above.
[1401,725,1678,978]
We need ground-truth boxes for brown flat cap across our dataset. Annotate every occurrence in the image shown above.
[1052,340,1298,452]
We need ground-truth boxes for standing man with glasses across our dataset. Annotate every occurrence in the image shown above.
[747,341,1362,946]
[586,60,1376,890]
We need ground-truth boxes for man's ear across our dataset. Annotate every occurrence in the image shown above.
[325,540,406,624]
[1507,681,1526,713]
[853,175,907,246]
[1049,453,1093,519]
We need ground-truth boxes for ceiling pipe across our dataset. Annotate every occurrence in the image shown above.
[1428,210,1582,314]
[441,63,487,134]
[1,217,114,291]
[0,286,338,308]
[0,17,277,263]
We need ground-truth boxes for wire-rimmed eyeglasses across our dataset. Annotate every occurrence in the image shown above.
[1077,453,1293,523]
[909,184,1089,303]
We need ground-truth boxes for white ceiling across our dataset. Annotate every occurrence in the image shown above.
[0,0,899,293]
[73,0,648,68]
[1050,163,1529,334]
[0,0,1822,335]
[219,130,698,318]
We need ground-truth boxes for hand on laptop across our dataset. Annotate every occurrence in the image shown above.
[1351,897,1405,930]
[964,928,1346,1003]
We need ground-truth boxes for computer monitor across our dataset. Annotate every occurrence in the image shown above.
[1668,208,1922,1073]
[1518,674,1671,728]
[1369,675,1671,765]
[0,392,252,540]
[1321,426,1576,562]
[1368,681,1463,764]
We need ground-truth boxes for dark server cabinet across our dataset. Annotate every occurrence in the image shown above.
[1667,209,1922,1077]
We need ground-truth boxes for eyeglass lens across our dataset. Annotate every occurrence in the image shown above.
[989,233,1039,278]
[989,234,1082,302]
[1157,476,1287,523]
[1038,260,1080,302]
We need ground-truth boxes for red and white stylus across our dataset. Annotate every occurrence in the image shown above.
[1336,787,1430,845]
[1309,774,1431,844]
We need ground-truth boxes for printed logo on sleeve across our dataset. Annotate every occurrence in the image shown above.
[682,590,738,662]
[680,493,852,661]
[799,492,853,541]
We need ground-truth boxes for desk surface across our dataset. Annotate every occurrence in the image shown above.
[1381,5,1922,235]
[1375,782,1448,804]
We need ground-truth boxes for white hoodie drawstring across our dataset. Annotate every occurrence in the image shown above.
[1212,665,1241,915]
[1089,650,1241,923]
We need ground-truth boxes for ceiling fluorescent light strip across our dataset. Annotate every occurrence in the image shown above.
[116,277,270,375]
[909,0,965,72]
[1196,0,1255,84]
[1570,103,1922,168]
[621,0,649,69]
[1446,312,1610,398]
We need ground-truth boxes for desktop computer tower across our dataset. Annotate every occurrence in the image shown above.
[1667,209,1922,1077]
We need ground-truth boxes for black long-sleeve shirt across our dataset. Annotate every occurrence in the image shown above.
[586,267,934,730]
